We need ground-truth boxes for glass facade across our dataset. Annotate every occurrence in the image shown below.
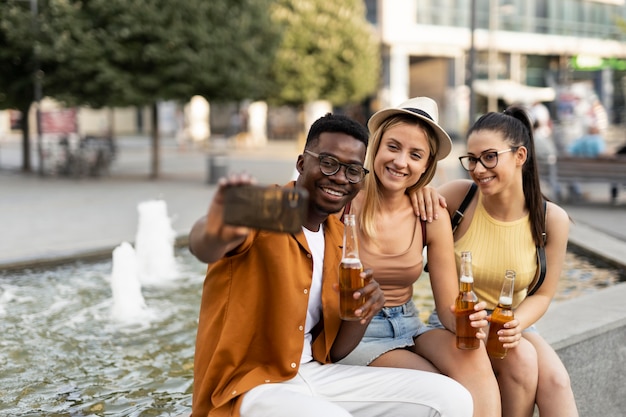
[364,0,378,24]
[365,0,626,126]
[408,0,626,40]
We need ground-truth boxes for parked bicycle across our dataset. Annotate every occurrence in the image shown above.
[44,134,116,178]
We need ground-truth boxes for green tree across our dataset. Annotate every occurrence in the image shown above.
[45,0,280,178]
[1,0,280,176]
[42,0,279,107]
[0,0,40,172]
[269,0,380,107]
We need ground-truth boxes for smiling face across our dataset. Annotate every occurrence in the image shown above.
[373,121,431,194]
[296,132,367,229]
[466,129,526,195]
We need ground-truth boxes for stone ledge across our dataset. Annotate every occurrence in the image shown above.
[567,220,626,270]
[535,282,626,417]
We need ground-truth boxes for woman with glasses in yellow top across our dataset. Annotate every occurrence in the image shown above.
[430,106,578,417]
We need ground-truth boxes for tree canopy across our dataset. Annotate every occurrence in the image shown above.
[0,0,381,173]
[1,0,380,111]
[0,0,280,173]
[39,0,281,107]
[269,0,380,106]
[0,1,37,113]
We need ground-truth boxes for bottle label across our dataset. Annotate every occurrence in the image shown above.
[499,295,513,305]
[460,275,473,283]
[341,257,361,264]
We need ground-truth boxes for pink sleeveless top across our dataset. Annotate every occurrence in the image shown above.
[359,216,425,306]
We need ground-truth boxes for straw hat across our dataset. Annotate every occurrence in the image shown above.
[367,97,452,161]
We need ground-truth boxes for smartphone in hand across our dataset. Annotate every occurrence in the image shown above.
[223,184,309,233]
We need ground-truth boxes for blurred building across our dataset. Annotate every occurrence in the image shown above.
[5,0,625,145]
[365,0,626,138]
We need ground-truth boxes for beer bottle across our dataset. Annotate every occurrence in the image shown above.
[455,251,480,349]
[339,214,365,320]
[487,270,516,359]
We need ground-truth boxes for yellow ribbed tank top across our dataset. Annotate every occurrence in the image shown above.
[455,195,536,309]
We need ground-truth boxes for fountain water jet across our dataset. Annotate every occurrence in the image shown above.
[110,241,151,323]
[109,200,180,323]
[134,200,179,285]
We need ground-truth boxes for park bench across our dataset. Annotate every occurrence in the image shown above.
[540,155,626,204]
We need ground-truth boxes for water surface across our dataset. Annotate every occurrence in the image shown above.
[0,249,622,416]
[0,251,205,417]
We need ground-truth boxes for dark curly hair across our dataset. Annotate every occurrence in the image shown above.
[305,113,369,150]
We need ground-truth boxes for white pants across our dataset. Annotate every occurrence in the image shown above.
[240,361,472,417]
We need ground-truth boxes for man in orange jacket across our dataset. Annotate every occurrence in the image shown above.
[188,113,472,417]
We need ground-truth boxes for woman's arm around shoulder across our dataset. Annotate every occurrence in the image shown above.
[437,179,475,219]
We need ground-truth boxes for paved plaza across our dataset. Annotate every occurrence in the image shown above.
[0,134,624,270]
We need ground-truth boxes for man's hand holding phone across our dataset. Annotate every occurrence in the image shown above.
[223,181,309,234]
[190,173,309,263]
[205,173,257,246]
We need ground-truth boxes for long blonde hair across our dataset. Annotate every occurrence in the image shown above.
[358,114,439,239]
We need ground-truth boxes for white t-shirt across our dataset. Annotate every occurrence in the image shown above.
[300,225,325,363]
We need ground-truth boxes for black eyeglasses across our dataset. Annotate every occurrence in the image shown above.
[304,150,369,183]
[458,148,518,172]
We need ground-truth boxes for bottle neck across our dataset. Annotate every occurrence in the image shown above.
[342,215,360,260]
[498,271,516,307]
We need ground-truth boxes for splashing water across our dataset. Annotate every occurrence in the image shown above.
[0,198,201,415]
[0,252,205,416]
[134,200,179,286]
[110,241,152,323]
[108,200,181,325]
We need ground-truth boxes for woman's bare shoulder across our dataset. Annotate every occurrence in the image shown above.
[546,201,570,228]
[437,179,475,210]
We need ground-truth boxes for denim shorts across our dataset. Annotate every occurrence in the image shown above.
[338,300,433,366]
[427,309,538,333]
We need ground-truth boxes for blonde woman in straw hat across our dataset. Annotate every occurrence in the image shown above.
[338,97,500,417]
